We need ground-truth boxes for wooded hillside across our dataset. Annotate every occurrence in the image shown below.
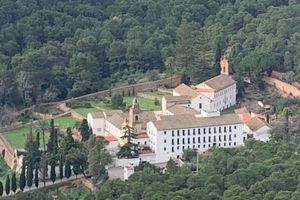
[0,0,299,108]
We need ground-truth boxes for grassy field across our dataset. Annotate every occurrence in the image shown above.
[0,157,10,183]
[73,107,101,117]
[4,116,78,149]
[123,96,161,110]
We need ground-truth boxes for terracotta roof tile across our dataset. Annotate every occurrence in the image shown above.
[198,75,236,91]
[173,83,200,98]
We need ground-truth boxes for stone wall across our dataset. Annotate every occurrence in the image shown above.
[0,134,17,169]
[64,75,181,103]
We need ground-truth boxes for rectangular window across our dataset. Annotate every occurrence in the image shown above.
[187,138,190,144]
[224,143,226,146]
[214,127,216,133]
[177,130,180,136]
[198,137,200,143]
[193,137,195,143]
[193,129,195,135]
[172,131,174,137]
[204,128,206,134]
[214,136,216,142]
[182,146,185,150]
[224,135,226,141]
[229,135,232,141]
[234,126,236,129]
[172,139,174,145]
[177,138,180,145]
[172,147,174,152]
[219,127,222,133]
[182,138,185,144]
[234,142,236,146]
[164,131,166,135]
[229,126,232,132]
[234,134,236,138]
[203,137,206,143]
[208,136,211,142]
[229,142,231,146]
[198,129,200,134]
[224,126,227,133]
[177,146,179,150]
[164,139,166,143]
[219,135,221,141]
[164,147,166,151]
[183,130,185,136]
[203,144,206,148]
[199,103,202,109]
[209,128,211,134]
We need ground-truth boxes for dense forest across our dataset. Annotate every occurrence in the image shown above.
[0,0,299,109]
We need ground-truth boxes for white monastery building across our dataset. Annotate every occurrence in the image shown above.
[87,54,270,164]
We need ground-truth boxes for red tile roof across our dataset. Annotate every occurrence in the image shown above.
[105,135,118,142]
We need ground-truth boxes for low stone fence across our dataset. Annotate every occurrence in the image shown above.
[0,134,17,169]
[64,75,181,103]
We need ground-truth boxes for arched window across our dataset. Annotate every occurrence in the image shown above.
[135,115,138,121]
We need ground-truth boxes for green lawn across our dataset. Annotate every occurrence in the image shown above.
[123,96,161,110]
[90,99,112,110]
[4,116,78,149]
[143,91,166,97]
[0,157,10,183]
[73,107,101,117]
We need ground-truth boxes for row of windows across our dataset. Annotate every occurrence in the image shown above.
[166,134,236,145]
[164,142,237,152]
[164,126,237,137]
[215,85,235,97]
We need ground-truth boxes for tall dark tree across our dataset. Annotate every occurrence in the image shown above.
[37,120,48,151]
[65,160,72,179]
[27,163,33,188]
[47,119,58,153]
[50,159,56,183]
[5,175,10,195]
[19,164,26,191]
[11,172,17,193]
[80,119,90,142]
[36,130,40,150]
[40,153,48,187]
[59,156,64,180]
[0,181,3,197]
[34,166,39,188]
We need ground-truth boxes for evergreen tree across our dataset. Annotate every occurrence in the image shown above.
[11,172,17,193]
[50,159,56,183]
[47,119,58,153]
[80,119,90,142]
[59,156,64,180]
[36,130,40,150]
[65,160,71,179]
[40,153,48,187]
[0,181,3,197]
[34,166,39,188]
[27,163,33,188]
[19,164,26,191]
[5,175,10,195]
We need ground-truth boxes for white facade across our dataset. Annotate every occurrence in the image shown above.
[194,84,236,112]
[244,124,271,142]
[87,113,106,136]
[147,120,245,163]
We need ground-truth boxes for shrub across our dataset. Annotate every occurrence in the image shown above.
[111,94,124,109]
[154,98,160,105]
[66,101,92,109]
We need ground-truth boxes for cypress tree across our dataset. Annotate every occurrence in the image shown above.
[59,156,64,180]
[34,166,39,188]
[0,181,3,197]
[65,160,71,179]
[19,164,26,191]
[5,175,10,195]
[80,119,90,142]
[27,163,33,188]
[36,131,40,150]
[47,119,58,153]
[50,160,56,183]
[11,172,17,193]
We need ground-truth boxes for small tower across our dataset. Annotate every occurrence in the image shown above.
[220,55,230,75]
[128,97,141,127]
[220,47,232,76]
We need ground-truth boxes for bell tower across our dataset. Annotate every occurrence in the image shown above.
[220,55,229,75]
[128,97,141,127]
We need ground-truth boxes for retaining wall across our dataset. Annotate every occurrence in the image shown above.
[0,134,17,169]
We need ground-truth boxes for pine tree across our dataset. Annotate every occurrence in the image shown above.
[50,160,56,183]
[19,164,26,191]
[11,172,17,193]
[34,166,39,188]
[0,181,3,197]
[80,119,90,142]
[5,175,10,195]
[27,163,33,188]
[59,156,64,180]
[65,160,71,179]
